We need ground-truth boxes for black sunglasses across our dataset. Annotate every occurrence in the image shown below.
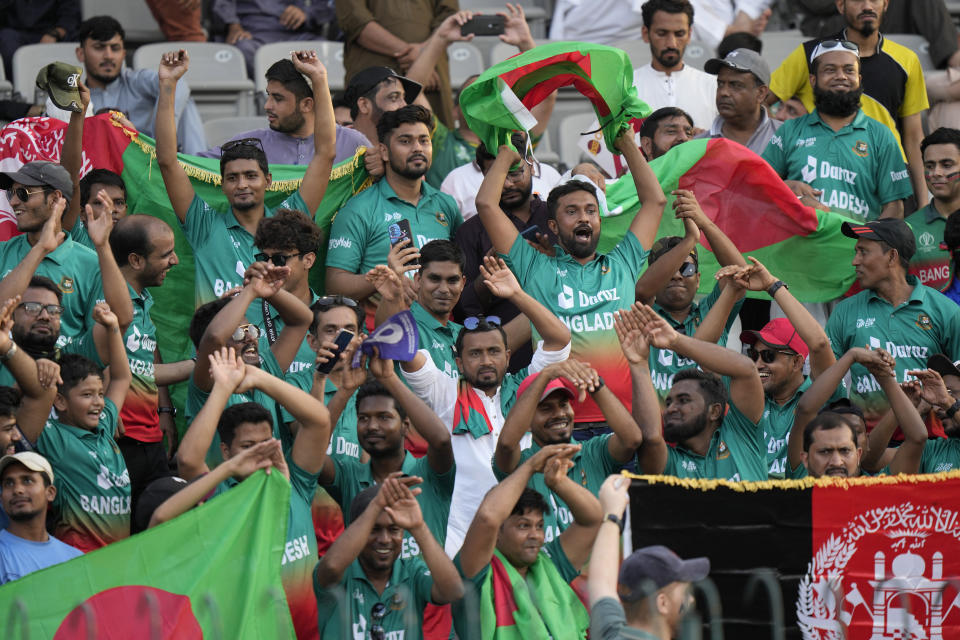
[221,137,265,155]
[464,315,501,330]
[254,252,303,267]
[747,347,795,364]
[370,602,386,640]
[6,186,46,202]
[315,295,358,309]
[679,261,697,278]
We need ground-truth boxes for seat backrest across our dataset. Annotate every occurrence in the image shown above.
[12,42,82,102]
[82,0,164,42]
[683,40,712,71]
[448,42,486,87]
[203,116,268,147]
[252,41,344,93]
[132,42,251,86]
[885,33,935,70]
[612,38,652,72]
[760,30,806,71]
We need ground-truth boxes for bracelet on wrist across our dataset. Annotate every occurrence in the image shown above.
[604,513,624,532]
[0,342,17,362]
[766,280,787,298]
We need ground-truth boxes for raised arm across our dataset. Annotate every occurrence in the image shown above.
[86,194,134,331]
[0,297,56,444]
[91,303,131,410]
[497,4,553,139]
[791,349,860,471]
[475,145,522,255]
[265,289,313,373]
[615,131,667,250]
[692,271,745,344]
[0,199,64,305]
[674,190,745,268]
[549,454,602,571]
[634,216,699,303]
[370,241,420,328]
[156,50,197,223]
[406,11,474,111]
[588,475,631,608]
[291,51,336,215]
[60,79,90,232]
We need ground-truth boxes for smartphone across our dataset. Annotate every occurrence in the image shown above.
[388,219,419,267]
[520,225,540,241]
[461,15,506,36]
[315,329,355,375]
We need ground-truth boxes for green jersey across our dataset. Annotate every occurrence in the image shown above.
[410,300,461,379]
[323,451,455,556]
[284,371,362,461]
[919,437,960,473]
[763,378,846,478]
[825,276,960,426]
[69,220,94,250]
[180,191,310,308]
[315,554,436,640]
[0,235,101,347]
[493,435,622,543]
[762,109,912,221]
[505,231,648,423]
[906,204,952,292]
[35,398,130,552]
[663,400,768,481]
[251,290,319,375]
[425,117,476,189]
[325,178,462,276]
[650,283,742,404]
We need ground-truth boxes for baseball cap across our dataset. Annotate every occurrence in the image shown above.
[516,372,577,403]
[344,67,421,110]
[0,161,74,200]
[740,317,809,359]
[0,451,54,483]
[841,219,916,261]
[36,62,84,113]
[927,353,960,380]
[132,475,190,534]
[704,48,771,86]
[618,545,710,601]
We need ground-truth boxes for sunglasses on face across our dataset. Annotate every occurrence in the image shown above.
[747,347,794,364]
[231,324,261,342]
[6,186,46,202]
[221,137,265,155]
[254,252,302,267]
[678,261,697,278]
[17,302,64,317]
[464,315,501,330]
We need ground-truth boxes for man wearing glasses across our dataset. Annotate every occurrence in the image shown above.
[767,0,929,208]
[155,49,336,310]
[763,40,912,221]
[0,277,65,390]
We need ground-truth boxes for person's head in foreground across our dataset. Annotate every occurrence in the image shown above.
[802,411,862,478]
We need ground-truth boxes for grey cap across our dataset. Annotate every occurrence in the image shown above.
[704,48,771,86]
[617,545,710,602]
[0,161,73,200]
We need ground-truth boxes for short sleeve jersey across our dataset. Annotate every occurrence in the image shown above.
[410,300,462,379]
[324,451,455,556]
[283,372,362,461]
[325,178,463,275]
[0,236,102,348]
[663,400,768,482]
[493,435,622,543]
[315,554,435,640]
[505,231,648,422]
[762,110,912,222]
[425,116,476,189]
[69,220,94,250]
[825,276,960,426]
[919,437,960,474]
[181,191,311,308]
[907,205,952,292]
[650,282,742,404]
[35,398,130,551]
[251,290,319,375]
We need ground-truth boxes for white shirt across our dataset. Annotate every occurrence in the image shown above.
[691,0,774,50]
[402,341,570,557]
[632,63,719,129]
[549,0,645,45]
[440,161,563,221]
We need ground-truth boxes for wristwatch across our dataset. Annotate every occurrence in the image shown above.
[589,376,606,394]
[158,406,177,417]
[766,280,788,298]
[604,513,624,532]
[945,398,960,419]
[0,342,17,363]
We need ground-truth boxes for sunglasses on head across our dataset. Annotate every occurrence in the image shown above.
[315,295,358,309]
[221,137,265,155]
[17,302,64,317]
[464,315,501,330]
[747,347,795,364]
[6,186,46,202]
[254,252,302,267]
[231,323,261,342]
[811,39,859,61]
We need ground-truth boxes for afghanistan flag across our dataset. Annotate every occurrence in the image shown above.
[0,470,294,638]
[627,471,960,639]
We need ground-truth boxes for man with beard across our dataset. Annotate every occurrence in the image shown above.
[762,42,912,221]
[157,49,336,309]
[479,131,666,432]
[0,389,21,458]
[325,105,462,310]
[0,452,82,585]
[74,16,207,154]
[0,277,64,389]
[198,59,370,166]
[698,48,781,154]
[910,355,960,473]
[638,107,696,161]
[767,0,929,207]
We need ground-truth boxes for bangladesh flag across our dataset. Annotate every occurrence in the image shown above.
[1,470,294,638]
[627,471,960,639]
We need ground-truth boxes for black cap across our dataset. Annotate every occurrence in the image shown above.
[927,353,960,380]
[344,67,421,110]
[618,545,710,602]
[940,210,960,251]
[841,219,916,261]
[0,161,74,200]
[132,475,189,534]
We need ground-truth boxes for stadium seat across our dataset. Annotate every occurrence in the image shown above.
[133,42,256,120]
[760,30,806,70]
[611,38,652,72]
[203,116,268,148]
[557,111,597,170]
[12,43,81,103]
[489,41,519,67]
[458,0,549,39]
[449,42,486,87]
[82,0,164,43]
[886,34,935,70]
[0,62,13,100]
[682,40,712,71]
[252,41,346,107]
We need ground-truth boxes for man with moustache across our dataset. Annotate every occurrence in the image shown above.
[762,42,912,221]
[0,277,64,390]
[638,107,696,160]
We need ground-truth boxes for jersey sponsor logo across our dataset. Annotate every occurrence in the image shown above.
[681,459,697,472]
[578,288,621,306]
[771,134,783,149]
[286,361,313,374]
[801,155,818,183]
[657,349,696,369]
[556,268,568,277]
[280,534,310,565]
[853,140,869,157]
[384,212,402,223]
[235,260,245,278]
[882,342,929,359]
[855,317,876,329]
[934,462,956,472]
[125,325,157,353]
[918,231,936,248]
[96,464,130,490]
[916,313,933,330]
[819,160,858,185]
[59,276,74,294]
[415,234,444,247]
[890,168,909,182]
[326,436,360,459]
[329,236,353,250]
[793,137,816,148]
[558,284,575,309]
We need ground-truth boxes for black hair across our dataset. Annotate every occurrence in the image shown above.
[802,411,859,452]
[716,32,762,58]
[78,16,125,44]
[510,487,551,517]
[419,239,465,274]
[217,402,273,447]
[822,398,865,421]
[475,132,527,170]
[376,104,432,144]
[546,180,598,221]
[332,91,349,110]
[79,169,126,208]
[254,208,322,255]
[0,386,20,417]
[639,107,693,140]
[265,59,313,102]
[455,320,508,357]
[58,353,102,396]
[673,368,727,416]
[876,240,911,273]
[356,380,407,421]
[27,275,63,304]
[648,235,698,267]
[189,297,232,348]
[350,76,395,120]
[349,484,381,522]
[110,214,163,267]
[945,211,960,252]
[220,144,269,178]
[641,0,694,28]
[921,127,960,156]
[310,298,364,336]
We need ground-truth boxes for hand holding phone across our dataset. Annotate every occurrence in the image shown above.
[315,329,355,375]
[460,15,506,36]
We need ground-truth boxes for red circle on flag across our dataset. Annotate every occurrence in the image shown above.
[54,586,202,639]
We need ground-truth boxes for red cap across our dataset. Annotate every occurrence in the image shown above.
[516,372,577,403]
[740,317,809,359]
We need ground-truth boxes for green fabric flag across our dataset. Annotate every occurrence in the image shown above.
[460,41,651,154]
[1,470,293,639]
